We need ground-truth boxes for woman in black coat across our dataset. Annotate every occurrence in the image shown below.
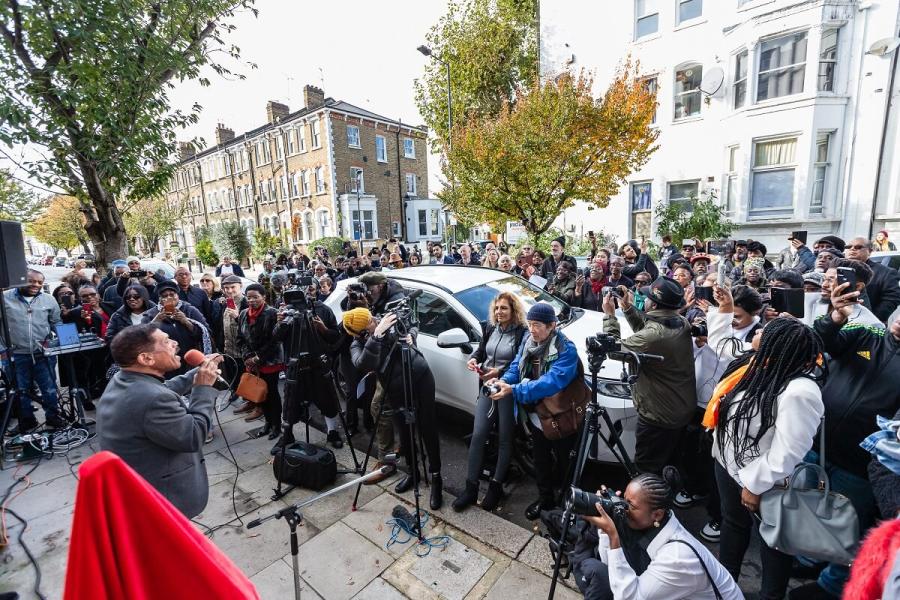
[107,284,157,343]
[236,283,284,439]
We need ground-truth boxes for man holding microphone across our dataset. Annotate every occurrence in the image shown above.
[98,324,223,518]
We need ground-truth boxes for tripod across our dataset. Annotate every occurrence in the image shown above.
[546,346,662,600]
[249,460,397,600]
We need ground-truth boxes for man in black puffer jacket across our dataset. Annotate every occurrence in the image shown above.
[619,239,659,281]
[797,284,900,599]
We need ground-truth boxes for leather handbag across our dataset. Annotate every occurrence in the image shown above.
[757,422,859,565]
[236,371,268,404]
[533,358,589,441]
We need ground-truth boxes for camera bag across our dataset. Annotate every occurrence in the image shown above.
[272,441,337,490]
[532,358,589,441]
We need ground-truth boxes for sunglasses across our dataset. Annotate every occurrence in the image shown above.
[846,245,867,250]
[125,295,141,300]
[80,292,97,298]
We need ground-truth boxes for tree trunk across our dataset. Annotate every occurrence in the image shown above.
[74,162,128,269]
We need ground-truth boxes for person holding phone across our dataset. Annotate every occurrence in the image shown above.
[141,281,212,379]
[777,233,814,273]
[811,259,882,327]
[107,284,156,343]
[455,292,528,513]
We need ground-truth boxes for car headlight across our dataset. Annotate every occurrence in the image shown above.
[590,377,631,399]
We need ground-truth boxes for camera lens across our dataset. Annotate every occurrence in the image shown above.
[569,488,601,517]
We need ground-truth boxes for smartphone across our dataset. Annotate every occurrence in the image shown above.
[695,286,717,305]
[836,266,857,290]
[717,261,727,286]
[226,297,236,310]
[61,294,74,309]
[163,298,177,314]
[790,230,808,245]
[771,287,805,318]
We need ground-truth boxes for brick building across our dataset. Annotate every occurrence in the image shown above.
[165,84,436,256]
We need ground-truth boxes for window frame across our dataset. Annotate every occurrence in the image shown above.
[676,0,703,25]
[314,166,325,194]
[756,31,808,103]
[724,145,740,215]
[351,208,376,240]
[634,0,659,40]
[347,125,361,148]
[810,131,832,214]
[642,77,658,124]
[403,137,416,159]
[749,135,798,217]
[818,27,839,93]
[311,119,321,149]
[375,135,387,163]
[673,63,703,121]
[405,172,417,197]
[667,180,700,212]
[733,49,749,109]
[297,125,307,152]
[350,167,365,193]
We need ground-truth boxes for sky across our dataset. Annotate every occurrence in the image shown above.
[0,0,452,195]
[169,0,451,192]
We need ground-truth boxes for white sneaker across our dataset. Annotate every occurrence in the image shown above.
[674,491,695,508]
[700,520,720,543]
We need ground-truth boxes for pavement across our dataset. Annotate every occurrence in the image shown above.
[0,394,587,600]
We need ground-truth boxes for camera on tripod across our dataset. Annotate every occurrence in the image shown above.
[568,486,628,519]
[585,333,621,357]
[383,289,421,335]
[282,281,317,316]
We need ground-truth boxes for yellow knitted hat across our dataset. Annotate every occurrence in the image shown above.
[342,307,372,336]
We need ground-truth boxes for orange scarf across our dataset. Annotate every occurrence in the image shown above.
[702,362,751,429]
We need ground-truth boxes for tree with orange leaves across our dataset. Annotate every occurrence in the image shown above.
[31,195,90,253]
[443,66,658,239]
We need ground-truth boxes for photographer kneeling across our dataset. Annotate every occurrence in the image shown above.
[487,302,580,520]
[345,307,444,509]
[574,468,743,600]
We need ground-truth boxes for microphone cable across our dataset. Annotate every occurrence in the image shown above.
[211,353,245,528]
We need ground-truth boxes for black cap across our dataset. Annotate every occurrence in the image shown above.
[814,235,846,252]
[639,276,685,309]
[553,236,566,247]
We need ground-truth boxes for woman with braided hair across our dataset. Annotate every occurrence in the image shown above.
[576,466,744,599]
[706,285,825,600]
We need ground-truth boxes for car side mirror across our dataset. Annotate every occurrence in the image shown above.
[437,328,472,353]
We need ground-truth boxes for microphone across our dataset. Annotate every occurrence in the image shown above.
[183,349,230,387]
[406,288,423,300]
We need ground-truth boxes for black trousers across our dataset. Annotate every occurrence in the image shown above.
[635,415,684,475]
[222,355,244,392]
[259,371,282,429]
[390,368,441,474]
[529,421,577,503]
[677,407,721,522]
[715,462,793,600]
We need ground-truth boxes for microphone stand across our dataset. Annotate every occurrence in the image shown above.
[248,460,397,600]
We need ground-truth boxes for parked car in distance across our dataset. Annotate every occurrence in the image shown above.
[75,253,96,268]
[41,255,54,266]
[324,265,638,463]
[141,259,176,280]
[870,250,900,272]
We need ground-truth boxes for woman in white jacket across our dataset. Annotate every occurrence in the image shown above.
[708,285,825,600]
[581,467,744,600]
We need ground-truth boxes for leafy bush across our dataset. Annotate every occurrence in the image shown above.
[211,222,251,262]
[195,238,218,267]
[309,236,348,258]
[654,190,736,247]
[251,228,284,261]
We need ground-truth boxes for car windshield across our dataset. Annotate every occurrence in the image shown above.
[454,276,570,323]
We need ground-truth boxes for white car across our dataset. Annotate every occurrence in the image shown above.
[324,265,638,464]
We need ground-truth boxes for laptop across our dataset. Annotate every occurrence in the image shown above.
[55,323,80,347]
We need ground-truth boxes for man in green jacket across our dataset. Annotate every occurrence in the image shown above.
[602,276,697,474]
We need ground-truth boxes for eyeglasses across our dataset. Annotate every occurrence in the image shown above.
[847,245,867,250]
[124,295,141,300]
[80,292,97,298]
[200,279,213,283]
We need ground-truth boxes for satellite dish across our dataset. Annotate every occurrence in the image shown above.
[867,37,900,57]
[700,66,725,96]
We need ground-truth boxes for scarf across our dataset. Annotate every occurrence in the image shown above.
[521,330,558,377]
[247,303,264,325]
[702,361,751,429]
[590,277,604,295]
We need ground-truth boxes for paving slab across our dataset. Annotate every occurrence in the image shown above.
[5,470,78,522]
[294,471,383,531]
[394,485,534,558]
[0,543,69,600]
[484,561,582,600]
[296,520,392,600]
[352,577,408,600]
[193,477,260,530]
[515,534,579,594]
[250,558,323,600]
[342,491,436,558]
[208,504,318,579]
[408,536,493,600]
[215,430,275,471]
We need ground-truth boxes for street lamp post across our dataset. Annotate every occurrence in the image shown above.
[418,44,453,244]
[355,170,363,255]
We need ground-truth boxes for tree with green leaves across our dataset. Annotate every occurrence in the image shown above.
[210,221,250,263]
[0,169,44,222]
[414,0,538,150]
[443,69,658,239]
[251,227,282,261]
[0,0,255,267]
[654,190,736,247]
[30,195,89,253]
[123,194,189,256]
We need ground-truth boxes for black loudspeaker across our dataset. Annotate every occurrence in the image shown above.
[0,221,28,288]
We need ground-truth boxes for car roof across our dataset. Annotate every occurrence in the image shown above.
[378,265,514,294]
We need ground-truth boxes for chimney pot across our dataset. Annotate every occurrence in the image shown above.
[303,85,325,109]
[266,101,290,125]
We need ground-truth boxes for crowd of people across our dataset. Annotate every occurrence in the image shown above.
[3,227,900,600]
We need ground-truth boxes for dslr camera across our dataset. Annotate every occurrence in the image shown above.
[568,486,628,519]
[481,383,501,396]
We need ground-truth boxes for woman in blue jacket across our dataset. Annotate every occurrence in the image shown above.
[488,301,580,520]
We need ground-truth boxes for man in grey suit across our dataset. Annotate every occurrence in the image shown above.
[98,323,223,518]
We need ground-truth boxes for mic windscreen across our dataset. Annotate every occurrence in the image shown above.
[183,349,206,367]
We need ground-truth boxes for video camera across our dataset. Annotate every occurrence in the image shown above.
[568,486,628,519]
[585,333,621,357]
[281,277,318,316]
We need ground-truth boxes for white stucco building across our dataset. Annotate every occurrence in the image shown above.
[541,0,900,250]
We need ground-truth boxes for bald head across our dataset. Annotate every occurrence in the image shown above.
[174,266,192,288]
[846,237,872,262]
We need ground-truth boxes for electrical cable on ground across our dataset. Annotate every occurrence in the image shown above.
[384,512,450,557]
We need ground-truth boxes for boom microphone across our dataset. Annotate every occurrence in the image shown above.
[407,288,423,300]
[183,349,230,387]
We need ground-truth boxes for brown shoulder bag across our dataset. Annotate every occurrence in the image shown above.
[532,356,589,441]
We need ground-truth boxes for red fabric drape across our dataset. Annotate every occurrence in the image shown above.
[64,451,259,600]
